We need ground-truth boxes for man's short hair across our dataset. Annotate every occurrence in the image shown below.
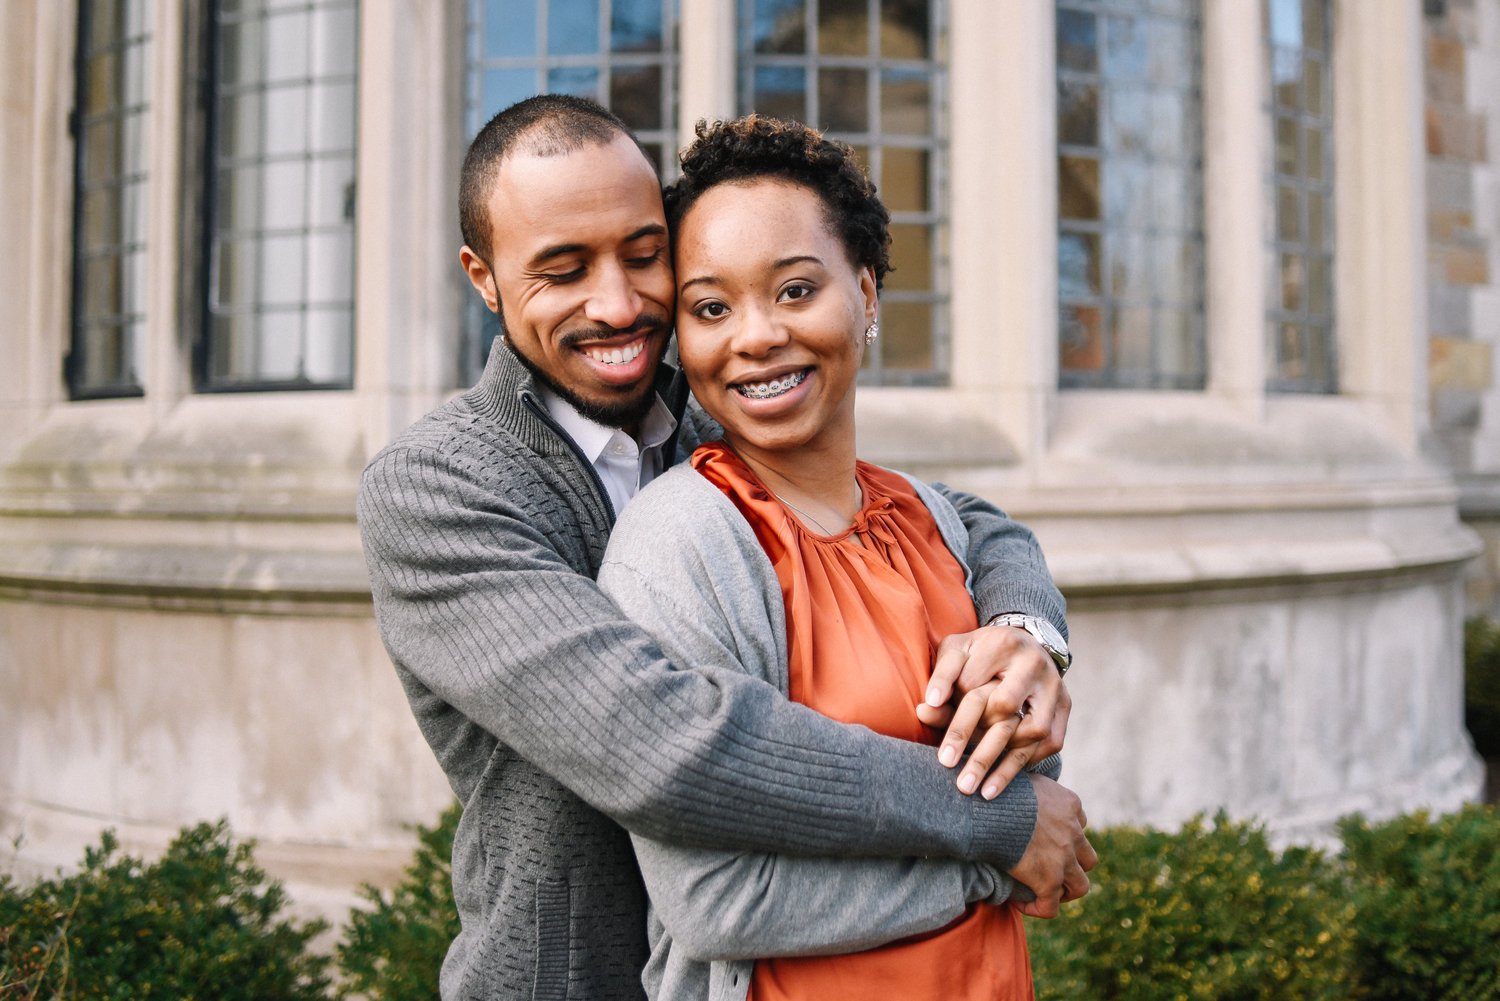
[459,95,656,265]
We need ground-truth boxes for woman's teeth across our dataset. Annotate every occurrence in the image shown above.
[584,341,646,366]
[736,370,808,400]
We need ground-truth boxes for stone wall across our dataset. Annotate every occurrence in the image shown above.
[1425,0,1500,615]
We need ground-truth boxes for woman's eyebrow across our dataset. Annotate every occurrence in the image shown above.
[679,274,721,293]
[680,255,826,292]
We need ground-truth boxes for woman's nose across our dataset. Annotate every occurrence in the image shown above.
[731,307,789,356]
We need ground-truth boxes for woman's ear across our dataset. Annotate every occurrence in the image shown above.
[859,265,879,325]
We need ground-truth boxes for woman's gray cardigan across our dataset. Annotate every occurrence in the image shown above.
[598,463,1060,1001]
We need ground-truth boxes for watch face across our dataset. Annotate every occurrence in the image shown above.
[1033,617,1067,653]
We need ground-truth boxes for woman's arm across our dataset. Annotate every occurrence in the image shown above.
[631,834,1006,961]
[598,472,1014,961]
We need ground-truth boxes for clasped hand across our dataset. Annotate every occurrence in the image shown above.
[918,623,1096,917]
[916,623,1072,800]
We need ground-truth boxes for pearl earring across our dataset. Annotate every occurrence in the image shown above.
[864,320,879,345]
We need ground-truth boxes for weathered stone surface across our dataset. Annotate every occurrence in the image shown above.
[1431,336,1494,392]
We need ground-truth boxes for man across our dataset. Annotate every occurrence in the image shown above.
[358,95,1093,1000]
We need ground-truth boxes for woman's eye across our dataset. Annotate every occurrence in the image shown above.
[695,302,728,319]
[781,283,813,302]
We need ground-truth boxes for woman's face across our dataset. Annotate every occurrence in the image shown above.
[673,178,877,459]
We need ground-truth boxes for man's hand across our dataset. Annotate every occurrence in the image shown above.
[1007,774,1096,918]
[916,624,1071,798]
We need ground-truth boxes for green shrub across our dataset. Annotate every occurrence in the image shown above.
[0,821,330,1001]
[1465,616,1500,759]
[1026,813,1353,1001]
[1338,804,1500,1001]
[335,801,460,1001]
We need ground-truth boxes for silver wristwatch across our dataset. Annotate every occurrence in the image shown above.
[988,613,1072,676]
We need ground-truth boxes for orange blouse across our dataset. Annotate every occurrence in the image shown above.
[690,442,1034,1001]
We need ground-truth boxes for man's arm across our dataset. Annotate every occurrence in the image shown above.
[932,483,1067,637]
[358,445,1038,867]
[925,483,1074,796]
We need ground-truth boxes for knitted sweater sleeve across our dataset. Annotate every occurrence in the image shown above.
[359,445,1037,866]
[599,470,1016,961]
[932,483,1069,641]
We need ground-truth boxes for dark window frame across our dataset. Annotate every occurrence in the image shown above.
[1055,0,1208,392]
[68,0,151,400]
[193,0,360,394]
[1264,0,1336,395]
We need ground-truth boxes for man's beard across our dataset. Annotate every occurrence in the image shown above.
[502,318,668,430]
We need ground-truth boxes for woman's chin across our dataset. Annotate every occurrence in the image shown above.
[720,421,826,458]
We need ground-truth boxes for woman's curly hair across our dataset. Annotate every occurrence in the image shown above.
[664,116,891,290]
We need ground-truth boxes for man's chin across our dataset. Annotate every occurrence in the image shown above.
[562,385,656,429]
[505,338,657,429]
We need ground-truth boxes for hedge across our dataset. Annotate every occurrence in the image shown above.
[0,821,330,1000]
[5,803,1498,999]
[1027,805,1500,1001]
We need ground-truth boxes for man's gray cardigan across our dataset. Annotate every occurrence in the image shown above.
[356,344,1067,1001]
[599,465,1061,1001]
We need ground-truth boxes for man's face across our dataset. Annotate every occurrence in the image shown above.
[460,134,674,428]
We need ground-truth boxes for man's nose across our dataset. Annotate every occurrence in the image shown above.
[584,263,645,330]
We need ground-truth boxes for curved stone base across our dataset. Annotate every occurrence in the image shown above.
[0,593,451,929]
[1059,567,1486,841]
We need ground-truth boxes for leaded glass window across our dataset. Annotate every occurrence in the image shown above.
[70,0,152,398]
[1056,0,1206,390]
[741,0,948,386]
[1265,0,1334,393]
[462,0,680,383]
[202,0,359,391]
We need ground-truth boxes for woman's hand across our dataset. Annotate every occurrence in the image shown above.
[917,625,1072,799]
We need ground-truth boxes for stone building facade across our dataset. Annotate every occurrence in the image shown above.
[1426,0,1500,615]
[1,0,1492,920]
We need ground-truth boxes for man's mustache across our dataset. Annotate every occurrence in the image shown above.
[557,314,671,350]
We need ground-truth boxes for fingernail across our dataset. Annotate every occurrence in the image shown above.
[939,745,958,768]
[958,773,977,794]
[982,783,998,800]
[925,686,943,707]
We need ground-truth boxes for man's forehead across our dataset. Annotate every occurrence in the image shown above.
[483,140,666,261]
[489,136,663,215]
[500,131,650,180]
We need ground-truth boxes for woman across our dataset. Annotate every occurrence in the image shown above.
[597,116,1056,1001]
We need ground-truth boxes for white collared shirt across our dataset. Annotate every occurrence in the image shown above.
[540,388,679,519]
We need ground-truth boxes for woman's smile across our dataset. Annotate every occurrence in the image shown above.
[732,366,811,401]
